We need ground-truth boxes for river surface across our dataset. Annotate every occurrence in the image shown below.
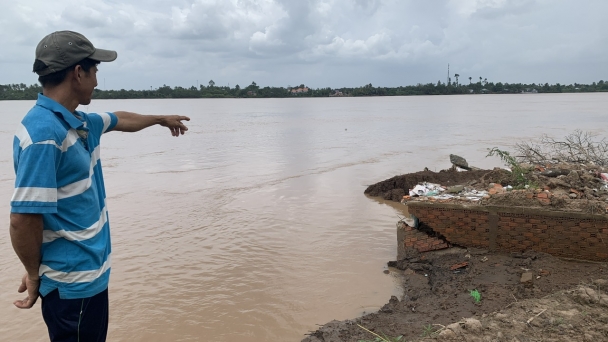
[1,94,607,341]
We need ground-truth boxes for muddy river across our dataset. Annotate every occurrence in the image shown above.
[1,94,607,341]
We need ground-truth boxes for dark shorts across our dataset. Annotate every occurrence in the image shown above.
[41,288,109,342]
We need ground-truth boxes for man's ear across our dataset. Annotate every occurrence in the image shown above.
[73,65,83,84]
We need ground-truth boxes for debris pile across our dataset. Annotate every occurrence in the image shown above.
[367,155,608,214]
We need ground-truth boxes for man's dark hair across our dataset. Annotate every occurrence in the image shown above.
[37,58,99,88]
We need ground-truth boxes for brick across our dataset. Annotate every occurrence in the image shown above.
[538,198,551,205]
[587,238,600,245]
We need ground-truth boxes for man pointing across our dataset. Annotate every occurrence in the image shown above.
[10,30,190,341]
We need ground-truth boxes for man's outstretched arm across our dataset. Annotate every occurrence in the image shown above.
[112,111,190,137]
[10,213,43,309]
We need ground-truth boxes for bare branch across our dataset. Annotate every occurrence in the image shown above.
[514,131,608,166]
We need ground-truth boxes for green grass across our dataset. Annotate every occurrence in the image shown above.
[357,324,404,342]
[420,324,438,337]
[470,289,482,303]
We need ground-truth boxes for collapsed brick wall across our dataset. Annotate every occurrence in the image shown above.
[397,222,449,255]
[403,202,608,261]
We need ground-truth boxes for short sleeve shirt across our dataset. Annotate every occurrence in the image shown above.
[12,94,117,299]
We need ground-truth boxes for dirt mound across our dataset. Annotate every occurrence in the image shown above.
[366,163,608,214]
[364,168,505,201]
[302,248,607,342]
[434,281,608,341]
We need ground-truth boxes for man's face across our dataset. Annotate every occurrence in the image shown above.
[78,65,98,106]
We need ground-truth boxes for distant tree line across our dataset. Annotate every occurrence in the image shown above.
[1,79,607,101]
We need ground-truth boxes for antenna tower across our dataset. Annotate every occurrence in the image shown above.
[447,64,450,85]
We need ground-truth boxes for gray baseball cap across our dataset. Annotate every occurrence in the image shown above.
[33,31,117,76]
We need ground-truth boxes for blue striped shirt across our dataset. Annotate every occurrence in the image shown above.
[11,94,117,299]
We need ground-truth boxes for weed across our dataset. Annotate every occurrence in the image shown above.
[470,289,482,303]
[486,147,534,189]
[357,324,404,342]
[420,324,437,337]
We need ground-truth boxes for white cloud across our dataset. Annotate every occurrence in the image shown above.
[0,0,606,88]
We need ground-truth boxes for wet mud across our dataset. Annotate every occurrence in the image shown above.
[304,166,608,341]
[302,248,606,342]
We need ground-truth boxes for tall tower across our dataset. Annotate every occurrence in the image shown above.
[447,64,450,85]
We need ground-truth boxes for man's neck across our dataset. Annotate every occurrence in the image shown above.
[42,85,79,113]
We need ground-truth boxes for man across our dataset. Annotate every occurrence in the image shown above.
[10,30,190,341]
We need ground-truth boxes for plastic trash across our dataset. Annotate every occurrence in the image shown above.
[409,182,445,197]
[402,214,419,228]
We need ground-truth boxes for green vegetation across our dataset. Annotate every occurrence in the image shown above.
[357,324,404,342]
[420,324,438,337]
[470,289,482,303]
[487,147,534,189]
[1,79,608,100]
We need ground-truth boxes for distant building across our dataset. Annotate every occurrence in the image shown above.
[329,90,344,97]
[290,87,309,94]
[247,91,257,96]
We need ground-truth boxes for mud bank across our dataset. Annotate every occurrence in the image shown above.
[303,166,608,342]
[302,248,607,342]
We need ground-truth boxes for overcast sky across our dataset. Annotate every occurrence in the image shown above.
[1,0,606,90]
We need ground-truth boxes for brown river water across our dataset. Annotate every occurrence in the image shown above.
[1,94,607,341]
